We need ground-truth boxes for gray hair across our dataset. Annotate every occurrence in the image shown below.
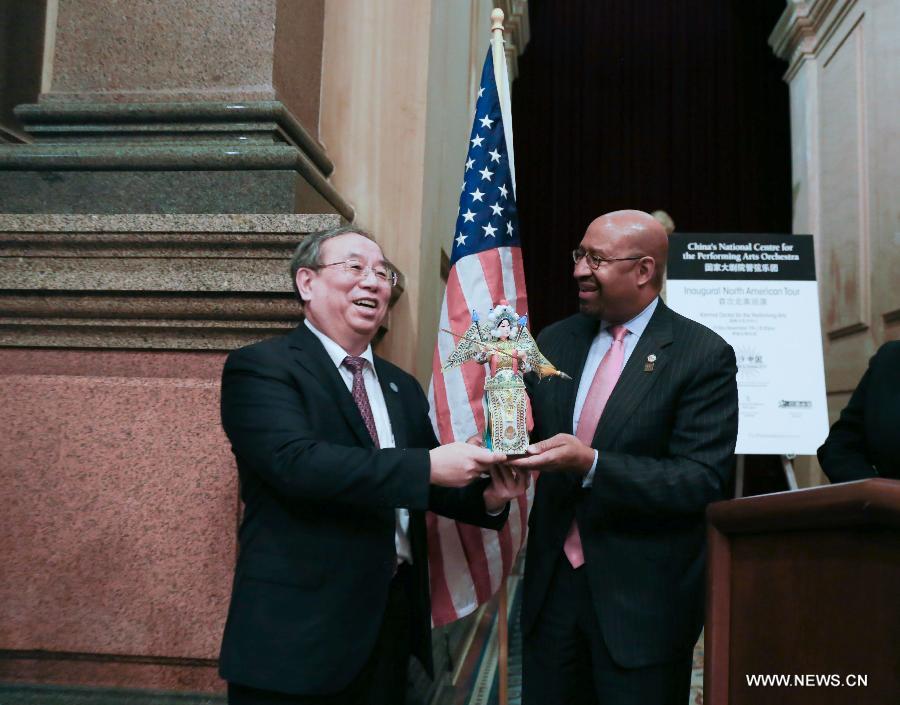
[289,225,376,303]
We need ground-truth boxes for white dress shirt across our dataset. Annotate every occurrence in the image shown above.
[573,297,659,486]
[305,320,413,564]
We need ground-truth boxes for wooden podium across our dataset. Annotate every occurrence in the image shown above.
[704,478,900,704]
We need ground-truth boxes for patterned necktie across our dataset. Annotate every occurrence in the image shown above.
[343,356,380,448]
[563,324,628,568]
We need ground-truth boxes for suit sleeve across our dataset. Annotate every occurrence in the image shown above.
[429,482,509,530]
[817,354,877,483]
[589,341,739,518]
[221,345,432,511]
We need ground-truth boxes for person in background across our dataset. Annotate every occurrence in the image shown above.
[651,209,675,235]
[817,341,900,482]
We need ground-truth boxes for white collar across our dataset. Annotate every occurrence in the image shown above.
[304,319,375,370]
[601,296,658,338]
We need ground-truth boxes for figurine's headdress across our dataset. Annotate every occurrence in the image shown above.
[487,300,519,338]
[441,301,571,380]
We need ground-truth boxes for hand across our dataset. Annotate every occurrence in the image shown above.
[482,464,531,513]
[429,442,506,488]
[507,433,595,475]
[465,432,484,447]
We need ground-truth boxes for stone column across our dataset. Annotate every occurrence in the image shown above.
[0,0,352,218]
[0,213,339,697]
[770,0,900,486]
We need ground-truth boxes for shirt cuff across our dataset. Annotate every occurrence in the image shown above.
[581,450,599,488]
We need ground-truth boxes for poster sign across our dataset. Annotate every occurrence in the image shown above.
[666,234,829,455]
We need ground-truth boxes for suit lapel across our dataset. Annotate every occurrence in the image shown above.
[592,302,674,447]
[561,315,601,434]
[374,357,409,449]
[287,324,375,448]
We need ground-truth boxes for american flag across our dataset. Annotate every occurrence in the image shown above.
[427,47,531,627]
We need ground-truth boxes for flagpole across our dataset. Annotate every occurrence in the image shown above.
[428,1,531,687]
[498,580,509,705]
[490,14,512,705]
[491,8,516,196]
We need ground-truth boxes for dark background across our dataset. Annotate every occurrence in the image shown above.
[0,0,46,140]
[512,0,792,333]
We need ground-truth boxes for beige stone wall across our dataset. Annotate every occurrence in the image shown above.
[319,0,432,377]
[771,0,900,486]
[416,0,496,382]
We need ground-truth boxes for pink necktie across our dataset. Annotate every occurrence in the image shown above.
[563,324,628,568]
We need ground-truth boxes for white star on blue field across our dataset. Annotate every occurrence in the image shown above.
[451,49,520,264]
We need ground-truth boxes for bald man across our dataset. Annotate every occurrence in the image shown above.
[511,210,738,705]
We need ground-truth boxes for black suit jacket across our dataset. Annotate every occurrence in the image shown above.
[218,323,507,695]
[522,301,738,668]
[818,341,900,482]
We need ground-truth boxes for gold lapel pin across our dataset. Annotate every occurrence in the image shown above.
[644,354,656,372]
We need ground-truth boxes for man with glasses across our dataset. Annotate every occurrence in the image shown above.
[510,210,738,705]
[218,226,528,704]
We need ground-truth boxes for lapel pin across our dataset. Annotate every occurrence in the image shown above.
[389,382,399,393]
[644,354,656,373]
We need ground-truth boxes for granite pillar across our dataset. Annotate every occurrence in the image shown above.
[0,0,350,217]
[0,347,232,694]
[0,214,349,700]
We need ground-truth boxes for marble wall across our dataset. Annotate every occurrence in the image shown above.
[0,348,230,692]
[0,214,337,695]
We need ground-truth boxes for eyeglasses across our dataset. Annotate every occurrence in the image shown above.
[572,248,643,270]
[319,259,399,287]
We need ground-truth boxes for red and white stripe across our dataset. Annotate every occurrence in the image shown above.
[427,246,533,627]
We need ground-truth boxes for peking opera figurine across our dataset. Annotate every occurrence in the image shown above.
[443,300,570,455]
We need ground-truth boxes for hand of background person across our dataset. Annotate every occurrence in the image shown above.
[507,433,594,475]
[465,432,484,447]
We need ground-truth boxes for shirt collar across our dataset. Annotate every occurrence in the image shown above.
[304,319,375,370]
[602,296,659,338]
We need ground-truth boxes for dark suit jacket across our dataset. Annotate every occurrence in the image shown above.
[818,341,900,482]
[218,323,507,696]
[522,300,738,668]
